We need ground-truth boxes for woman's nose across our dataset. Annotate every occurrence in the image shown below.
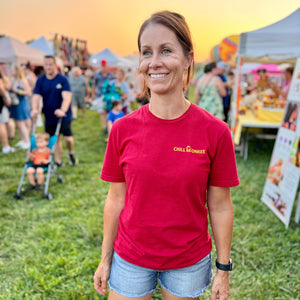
[149,52,162,68]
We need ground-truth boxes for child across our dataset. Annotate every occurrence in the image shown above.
[26,132,52,190]
[106,100,125,142]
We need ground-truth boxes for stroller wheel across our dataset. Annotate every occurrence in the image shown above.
[57,175,65,184]
[43,193,53,201]
[14,193,24,200]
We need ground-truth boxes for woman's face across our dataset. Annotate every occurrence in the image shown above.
[139,23,191,96]
[11,67,17,77]
[116,70,123,81]
[291,106,298,121]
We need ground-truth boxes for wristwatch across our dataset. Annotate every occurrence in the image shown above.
[60,108,66,113]
[216,259,232,271]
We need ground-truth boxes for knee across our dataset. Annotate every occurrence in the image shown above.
[64,136,73,143]
[36,168,44,175]
[27,167,34,175]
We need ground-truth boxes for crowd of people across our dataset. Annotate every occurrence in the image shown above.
[0,56,150,157]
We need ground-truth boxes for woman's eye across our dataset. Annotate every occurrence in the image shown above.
[162,49,171,55]
[142,50,151,57]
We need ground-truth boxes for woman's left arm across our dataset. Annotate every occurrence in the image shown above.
[207,185,233,300]
[19,79,32,96]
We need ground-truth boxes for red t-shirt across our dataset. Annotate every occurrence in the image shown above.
[101,103,239,270]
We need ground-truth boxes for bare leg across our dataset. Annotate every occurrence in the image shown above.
[36,168,45,185]
[108,289,153,300]
[99,112,107,129]
[26,118,32,134]
[16,120,30,143]
[81,106,86,117]
[161,287,199,300]
[0,123,9,148]
[26,167,36,185]
[72,105,78,119]
[7,118,15,139]
[64,136,74,154]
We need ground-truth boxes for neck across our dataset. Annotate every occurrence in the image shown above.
[46,71,57,80]
[149,92,190,120]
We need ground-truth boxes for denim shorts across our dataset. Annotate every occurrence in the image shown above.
[108,252,212,298]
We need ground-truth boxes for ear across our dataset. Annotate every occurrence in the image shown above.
[185,51,194,70]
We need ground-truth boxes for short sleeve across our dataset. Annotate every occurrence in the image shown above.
[101,123,125,182]
[33,77,42,95]
[209,127,239,187]
[62,76,71,92]
[122,82,130,94]
[107,112,114,122]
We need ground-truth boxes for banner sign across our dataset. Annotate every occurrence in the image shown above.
[261,58,300,228]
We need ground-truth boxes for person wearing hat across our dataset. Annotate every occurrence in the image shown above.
[217,61,230,123]
[93,60,115,131]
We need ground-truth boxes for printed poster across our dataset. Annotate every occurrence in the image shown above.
[261,57,300,228]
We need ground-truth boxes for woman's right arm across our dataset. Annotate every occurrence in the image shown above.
[94,182,126,295]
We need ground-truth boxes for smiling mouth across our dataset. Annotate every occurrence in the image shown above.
[149,74,167,78]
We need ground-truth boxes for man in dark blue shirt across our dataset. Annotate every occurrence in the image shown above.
[32,56,77,166]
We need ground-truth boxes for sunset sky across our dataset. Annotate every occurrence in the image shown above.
[1,0,299,62]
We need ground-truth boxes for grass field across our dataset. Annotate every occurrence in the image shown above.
[0,107,299,300]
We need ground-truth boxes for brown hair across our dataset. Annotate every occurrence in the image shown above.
[44,55,56,64]
[138,11,194,94]
[285,67,294,76]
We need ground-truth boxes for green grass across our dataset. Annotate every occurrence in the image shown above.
[1,108,299,300]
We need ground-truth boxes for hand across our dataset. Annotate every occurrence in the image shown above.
[31,109,39,119]
[54,109,66,118]
[28,152,35,161]
[93,257,113,295]
[210,270,230,300]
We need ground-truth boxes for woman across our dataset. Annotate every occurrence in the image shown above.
[8,65,32,149]
[282,102,298,131]
[195,62,226,120]
[272,67,294,101]
[94,11,239,300]
[0,68,14,153]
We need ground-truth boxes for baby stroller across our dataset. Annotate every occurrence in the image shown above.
[14,119,64,201]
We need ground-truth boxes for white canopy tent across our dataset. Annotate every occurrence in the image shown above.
[90,48,139,69]
[0,36,45,66]
[239,8,300,64]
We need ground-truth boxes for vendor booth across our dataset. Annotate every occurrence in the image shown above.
[232,8,300,160]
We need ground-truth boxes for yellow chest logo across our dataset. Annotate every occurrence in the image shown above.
[173,146,206,154]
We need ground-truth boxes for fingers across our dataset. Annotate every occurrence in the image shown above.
[210,290,217,300]
[93,271,108,295]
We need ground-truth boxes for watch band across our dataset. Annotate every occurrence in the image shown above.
[216,259,232,271]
